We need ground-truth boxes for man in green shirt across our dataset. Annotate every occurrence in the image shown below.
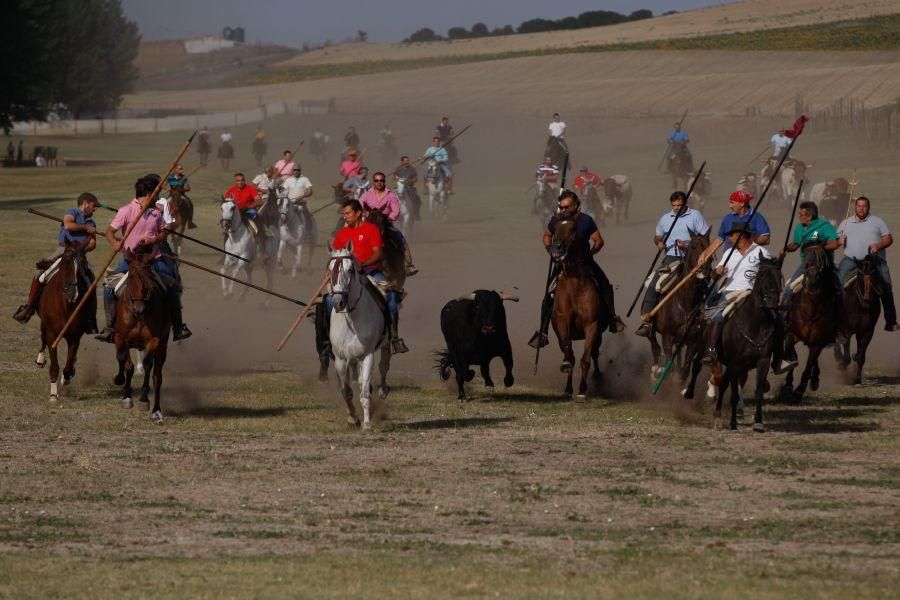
[781,201,840,302]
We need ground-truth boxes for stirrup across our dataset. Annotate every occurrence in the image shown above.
[635,322,652,338]
[391,337,409,354]
[173,324,192,341]
[528,331,549,349]
[12,305,33,323]
[772,358,798,375]
[701,348,718,366]
[405,264,419,277]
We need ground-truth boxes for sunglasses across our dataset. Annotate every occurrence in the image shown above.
[373,178,386,183]
[558,204,574,209]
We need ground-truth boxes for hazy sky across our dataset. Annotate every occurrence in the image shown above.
[122,0,730,47]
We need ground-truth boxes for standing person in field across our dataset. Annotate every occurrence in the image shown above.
[218,129,234,171]
[837,196,898,332]
[13,192,101,332]
[197,126,211,166]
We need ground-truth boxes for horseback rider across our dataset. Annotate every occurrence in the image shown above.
[284,164,313,205]
[342,166,371,200]
[837,196,898,332]
[666,121,693,173]
[771,129,791,157]
[218,129,234,170]
[13,192,100,331]
[547,112,568,150]
[436,116,454,144]
[340,148,362,180]
[329,199,408,354]
[700,223,771,366]
[197,125,211,166]
[274,150,296,180]
[424,136,454,194]
[253,126,267,167]
[163,163,196,229]
[96,174,192,342]
[343,126,360,157]
[224,172,267,239]
[393,155,421,221]
[781,201,841,305]
[573,166,601,205]
[635,191,711,337]
[359,171,418,276]
[529,190,626,349]
[253,165,277,198]
[532,156,559,214]
[717,190,771,248]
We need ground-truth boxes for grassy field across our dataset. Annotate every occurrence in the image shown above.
[1,116,899,597]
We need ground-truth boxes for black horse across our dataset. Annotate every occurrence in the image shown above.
[835,255,881,385]
[707,256,783,431]
[544,137,568,170]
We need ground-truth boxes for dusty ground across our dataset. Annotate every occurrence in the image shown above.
[1,113,899,597]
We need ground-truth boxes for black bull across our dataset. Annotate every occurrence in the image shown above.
[437,290,518,400]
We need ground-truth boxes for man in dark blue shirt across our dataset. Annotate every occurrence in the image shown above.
[717,190,771,248]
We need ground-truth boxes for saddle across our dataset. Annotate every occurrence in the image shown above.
[103,269,170,298]
[644,260,682,295]
[37,255,91,287]
[721,289,752,319]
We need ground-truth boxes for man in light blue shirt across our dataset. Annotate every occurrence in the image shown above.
[636,191,710,336]
[424,136,453,194]
[666,122,693,173]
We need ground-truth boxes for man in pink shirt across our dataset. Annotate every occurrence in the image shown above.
[360,171,417,276]
[340,148,361,180]
[273,150,296,179]
[96,173,192,343]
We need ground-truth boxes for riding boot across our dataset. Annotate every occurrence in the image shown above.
[771,317,798,374]
[12,278,43,323]
[528,294,553,349]
[594,266,625,333]
[882,289,899,330]
[701,320,724,366]
[389,313,409,354]
[168,292,192,341]
[95,295,118,343]
[404,245,419,277]
[186,197,198,229]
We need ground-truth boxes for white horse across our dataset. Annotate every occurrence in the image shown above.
[425,161,449,220]
[328,245,391,431]
[219,199,257,299]
[534,176,556,225]
[394,178,414,237]
[276,193,317,278]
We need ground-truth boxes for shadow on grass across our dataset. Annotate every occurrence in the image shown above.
[765,406,882,434]
[165,405,292,419]
[1,196,68,210]
[828,395,900,407]
[860,374,900,386]
[478,391,573,404]
[393,416,514,431]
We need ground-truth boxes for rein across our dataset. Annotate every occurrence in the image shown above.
[329,255,363,313]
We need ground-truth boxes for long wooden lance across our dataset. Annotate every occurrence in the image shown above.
[186,163,206,178]
[276,274,330,351]
[533,150,570,374]
[165,254,306,306]
[96,202,248,262]
[413,124,472,167]
[657,109,688,171]
[651,119,807,394]
[841,169,859,225]
[777,180,805,268]
[625,160,707,317]
[747,142,772,165]
[52,131,197,349]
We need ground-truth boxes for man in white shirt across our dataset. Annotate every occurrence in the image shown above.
[771,129,791,157]
[548,113,566,139]
[253,166,277,198]
[283,165,313,205]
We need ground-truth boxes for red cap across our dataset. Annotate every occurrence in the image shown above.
[729,190,753,204]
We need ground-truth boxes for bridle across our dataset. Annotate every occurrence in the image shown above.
[328,253,363,313]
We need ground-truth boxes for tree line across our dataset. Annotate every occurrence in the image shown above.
[405,9,662,43]
[2,0,139,132]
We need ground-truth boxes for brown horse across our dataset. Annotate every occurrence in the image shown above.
[113,249,171,422]
[548,219,610,399]
[167,188,195,255]
[649,231,711,396]
[834,255,881,385]
[34,245,96,402]
[782,244,840,400]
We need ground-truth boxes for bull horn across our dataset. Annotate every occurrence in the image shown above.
[498,291,519,302]
[457,292,477,301]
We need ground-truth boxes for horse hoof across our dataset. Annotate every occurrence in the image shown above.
[138,398,150,409]
[152,410,163,424]
[560,361,572,373]
[113,374,125,386]
[346,416,360,428]
[503,375,514,388]
[810,380,820,392]
[574,394,587,403]
[753,422,766,433]
[362,421,373,432]
[485,385,494,393]
[122,397,133,409]
[379,386,390,399]
[681,388,694,399]
[63,377,73,386]
[48,395,59,405]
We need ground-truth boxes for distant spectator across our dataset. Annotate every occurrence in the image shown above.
[35,153,46,168]
[17,140,24,162]
[5,141,13,163]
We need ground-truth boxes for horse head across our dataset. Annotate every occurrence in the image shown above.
[801,243,830,293]
[752,255,783,311]
[220,197,236,231]
[60,244,84,304]
[124,246,158,320]
[685,230,711,273]
[854,255,878,303]
[328,244,358,313]
[549,220,576,265]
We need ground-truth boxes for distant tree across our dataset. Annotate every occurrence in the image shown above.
[356,30,368,42]
[492,25,515,36]
[517,18,555,34]
[628,10,654,21]
[663,10,679,16]
[447,27,470,39]
[576,10,626,28]
[407,27,442,42]
[471,22,489,37]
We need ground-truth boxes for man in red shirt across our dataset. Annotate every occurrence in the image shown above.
[330,199,407,354]
[574,166,601,197]
[224,172,265,238]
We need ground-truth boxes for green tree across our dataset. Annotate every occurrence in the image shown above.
[471,22,489,37]
[447,27,470,39]
[406,27,442,42]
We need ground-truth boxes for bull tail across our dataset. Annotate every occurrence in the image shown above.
[433,349,451,380]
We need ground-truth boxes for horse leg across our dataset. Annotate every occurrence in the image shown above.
[120,347,135,409]
[220,259,233,298]
[378,345,391,400]
[753,358,769,432]
[555,328,575,396]
[151,346,166,423]
[682,346,703,400]
[36,340,46,368]
[357,353,375,431]
[62,336,80,384]
[648,331,662,379]
[334,357,358,427]
[277,239,286,272]
[854,332,873,386]
[729,370,742,431]
[47,338,60,403]
[292,245,303,279]
[577,325,599,400]
[139,354,154,407]
[794,346,818,400]
[713,366,730,421]
[809,346,823,391]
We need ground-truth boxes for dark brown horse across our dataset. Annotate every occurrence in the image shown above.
[35,245,96,403]
[167,188,195,255]
[548,219,610,399]
[782,244,840,400]
[113,249,171,422]
[649,231,711,396]
[834,255,881,385]
[709,256,782,431]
